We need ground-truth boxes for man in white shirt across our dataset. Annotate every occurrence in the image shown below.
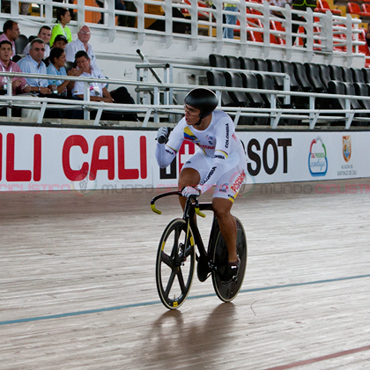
[22,26,52,58]
[73,50,138,121]
[65,25,98,67]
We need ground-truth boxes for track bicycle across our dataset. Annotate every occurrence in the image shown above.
[151,191,247,310]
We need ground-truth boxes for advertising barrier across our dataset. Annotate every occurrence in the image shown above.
[0,125,369,192]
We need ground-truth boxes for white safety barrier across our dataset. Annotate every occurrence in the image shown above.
[0,124,368,192]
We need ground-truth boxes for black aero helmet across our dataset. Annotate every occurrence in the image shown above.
[184,88,218,121]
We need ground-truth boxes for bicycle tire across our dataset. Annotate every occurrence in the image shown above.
[211,217,247,302]
[155,218,196,310]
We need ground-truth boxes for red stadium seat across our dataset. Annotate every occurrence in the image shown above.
[270,21,286,45]
[347,2,370,17]
[361,3,370,16]
[315,0,342,15]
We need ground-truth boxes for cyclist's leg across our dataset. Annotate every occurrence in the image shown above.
[212,154,246,264]
[178,151,209,210]
[212,197,238,263]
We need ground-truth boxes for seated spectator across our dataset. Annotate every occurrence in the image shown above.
[17,38,51,95]
[0,20,20,57]
[46,47,82,119]
[0,40,31,95]
[73,50,138,121]
[270,0,287,18]
[22,26,52,58]
[65,25,98,67]
[47,47,78,96]
[50,8,72,47]
[53,34,68,50]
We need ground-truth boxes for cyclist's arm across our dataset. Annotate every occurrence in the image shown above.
[155,122,184,168]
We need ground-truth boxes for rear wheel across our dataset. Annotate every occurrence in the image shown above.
[155,219,196,309]
[211,217,247,302]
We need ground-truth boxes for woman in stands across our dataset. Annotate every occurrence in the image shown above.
[155,88,247,282]
[46,47,81,119]
[50,8,72,47]
[46,47,77,96]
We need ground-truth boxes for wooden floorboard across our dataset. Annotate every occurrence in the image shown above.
[0,178,370,370]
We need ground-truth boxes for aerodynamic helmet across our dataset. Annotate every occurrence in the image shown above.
[184,88,218,120]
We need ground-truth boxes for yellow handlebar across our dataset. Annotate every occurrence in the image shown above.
[151,203,162,215]
[195,207,206,218]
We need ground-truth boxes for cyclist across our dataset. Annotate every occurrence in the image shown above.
[155,88,247,282]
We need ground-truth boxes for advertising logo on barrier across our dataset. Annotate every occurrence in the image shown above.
[342,135,351,163]
[308,137,328,177]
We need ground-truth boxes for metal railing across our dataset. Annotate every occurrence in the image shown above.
[1,69,370,129]
[0,0,364,57]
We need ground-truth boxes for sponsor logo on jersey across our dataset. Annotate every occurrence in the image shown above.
[206,134,214,145]
[225,123,229,148]
[231,170,246,193]
[219,183,228,193]
[200,166,216,185]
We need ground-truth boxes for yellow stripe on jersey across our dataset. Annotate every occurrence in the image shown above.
[215,149,229,159]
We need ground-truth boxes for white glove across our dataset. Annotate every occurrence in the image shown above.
[156,127,169,144]
[181,186,200,198]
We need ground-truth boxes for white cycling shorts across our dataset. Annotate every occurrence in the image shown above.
[182,150,246,202]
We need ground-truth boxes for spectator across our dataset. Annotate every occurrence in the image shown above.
[46,47,82,118]
[22,26,52,58]
[65,25,98,67]
[0,20,20,57]
[50,8,72,47]
[1,1,30,15]
[291,0,317,46]
[0,40,31,95]
[270,0,287,18]
[119,1,137,27]
[53,34,68,50]
[73,50,138,121]
[223,2,238,39]
[95,1,126,26]
[17,38,51,95]
[47,47,77,96]
[366,24,370,50]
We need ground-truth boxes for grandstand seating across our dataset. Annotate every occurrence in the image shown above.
[1,0,369,129]
[206,53,370,125]
[347,3,370,18]
[315,0,342,15]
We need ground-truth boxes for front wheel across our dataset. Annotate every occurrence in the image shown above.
[155,219,196,310]
[211,217,247,302]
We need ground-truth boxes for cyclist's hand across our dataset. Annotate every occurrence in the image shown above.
[156,127,169,144]
[181,186,200,198]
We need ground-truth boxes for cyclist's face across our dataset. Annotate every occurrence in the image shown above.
[184,104,200,125]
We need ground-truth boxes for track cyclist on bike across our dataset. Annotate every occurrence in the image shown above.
[155,88,247,282]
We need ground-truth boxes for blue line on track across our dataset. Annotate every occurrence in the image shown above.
[1,273,369,326]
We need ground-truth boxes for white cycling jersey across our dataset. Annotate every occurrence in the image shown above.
[156,110,247,200]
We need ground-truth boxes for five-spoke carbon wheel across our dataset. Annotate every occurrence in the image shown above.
[155,219,196,310]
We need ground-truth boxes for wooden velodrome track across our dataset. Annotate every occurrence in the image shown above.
[1,178,370,370]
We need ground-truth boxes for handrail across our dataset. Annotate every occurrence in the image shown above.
[1,69,370,129]
[2,0,365,57]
